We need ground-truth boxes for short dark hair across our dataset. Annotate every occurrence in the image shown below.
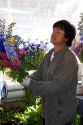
[53,20,76,47]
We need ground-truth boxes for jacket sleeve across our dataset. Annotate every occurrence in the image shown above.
[28,56,78,97]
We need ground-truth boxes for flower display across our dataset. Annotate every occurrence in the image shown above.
[0,19,48,82]
[71,13,83,62]
[71,39,83,62]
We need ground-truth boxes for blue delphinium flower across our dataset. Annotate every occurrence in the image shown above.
[23,38,49,60]
[0,36,5,52]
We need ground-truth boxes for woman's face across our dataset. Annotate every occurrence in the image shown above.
[50,27,68,46]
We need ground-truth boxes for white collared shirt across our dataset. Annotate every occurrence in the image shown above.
[50,51,55,61]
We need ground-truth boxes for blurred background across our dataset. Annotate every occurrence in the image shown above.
[0,0,83,40]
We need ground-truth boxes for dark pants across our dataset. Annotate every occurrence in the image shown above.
[43,118,72,125]
[43,118,45,125]
[64,121,72,125]
[79,116,83,125]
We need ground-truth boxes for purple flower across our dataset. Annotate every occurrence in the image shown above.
[79,48,83,55]
[74,45,81,56]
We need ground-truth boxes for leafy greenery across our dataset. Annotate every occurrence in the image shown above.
[72,115,80,125]
[0,98,43,125]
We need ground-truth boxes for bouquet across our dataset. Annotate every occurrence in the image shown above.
[0,19,48,105]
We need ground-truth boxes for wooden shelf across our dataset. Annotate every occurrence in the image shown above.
[0,100,24,109]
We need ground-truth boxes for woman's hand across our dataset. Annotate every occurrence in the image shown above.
[21,76,30,87]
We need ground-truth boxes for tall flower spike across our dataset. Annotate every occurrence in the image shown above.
[0,18,6,36]
[7,22,16,36]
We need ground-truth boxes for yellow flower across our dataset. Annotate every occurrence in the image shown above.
[9,37,15,43]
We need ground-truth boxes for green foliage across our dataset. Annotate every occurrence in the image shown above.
[0,98,43,125]
[72,115,80,125]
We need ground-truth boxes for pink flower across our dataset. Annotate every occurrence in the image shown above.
[19,48,25,55]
